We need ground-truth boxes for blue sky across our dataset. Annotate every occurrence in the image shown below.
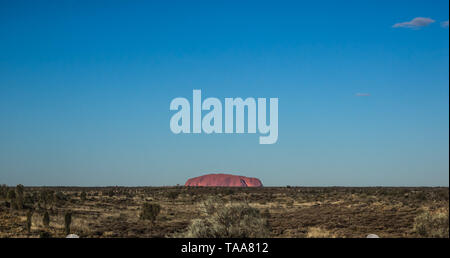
[0,0,448,186]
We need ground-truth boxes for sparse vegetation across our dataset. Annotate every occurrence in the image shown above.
[413,209,449,238]
[0,186,447,238]
[180,202,270,238]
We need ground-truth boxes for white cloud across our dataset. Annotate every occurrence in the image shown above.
[441,20,449,28]
[355,93,371,97]
[393,17,435,29]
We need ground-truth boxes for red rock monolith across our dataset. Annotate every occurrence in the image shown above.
[185,173,263,187]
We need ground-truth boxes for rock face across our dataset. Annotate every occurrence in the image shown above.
[185,173,263,187]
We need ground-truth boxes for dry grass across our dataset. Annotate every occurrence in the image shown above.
[177,201,270,238]
[0,186,448,238]
[306,227,336,238]
[413,208,449,238]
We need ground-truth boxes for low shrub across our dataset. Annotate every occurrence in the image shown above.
[180,202,270,238]
[413,209,449,238]
[140,203,161,223]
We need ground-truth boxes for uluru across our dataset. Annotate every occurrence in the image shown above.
[185,173,263,187]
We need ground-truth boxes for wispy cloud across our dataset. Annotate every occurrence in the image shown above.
[441,20,449,28]
[393,17,435,29]
[355,93,371,97]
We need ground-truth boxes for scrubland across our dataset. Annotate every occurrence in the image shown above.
[0,185,448,238]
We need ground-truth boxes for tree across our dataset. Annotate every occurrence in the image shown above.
[140,203,161,224]
[7,189,16,200]
[0,184,7,199]
[26,210,32,233]
[16,184,24,196]
[64,212,72,235]
[54,191,67,206]
[15,184,24,210]
[40,190,54,209]
[7,190,16,210]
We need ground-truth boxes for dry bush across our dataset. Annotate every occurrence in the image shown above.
[413,209,449,238]
[70,217,91,236]
[201,196,224,216]
[306,227,336,238]
[179,202,269,238]
[140,203,161,223]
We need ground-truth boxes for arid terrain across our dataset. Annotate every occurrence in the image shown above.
[0,185,448,238]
